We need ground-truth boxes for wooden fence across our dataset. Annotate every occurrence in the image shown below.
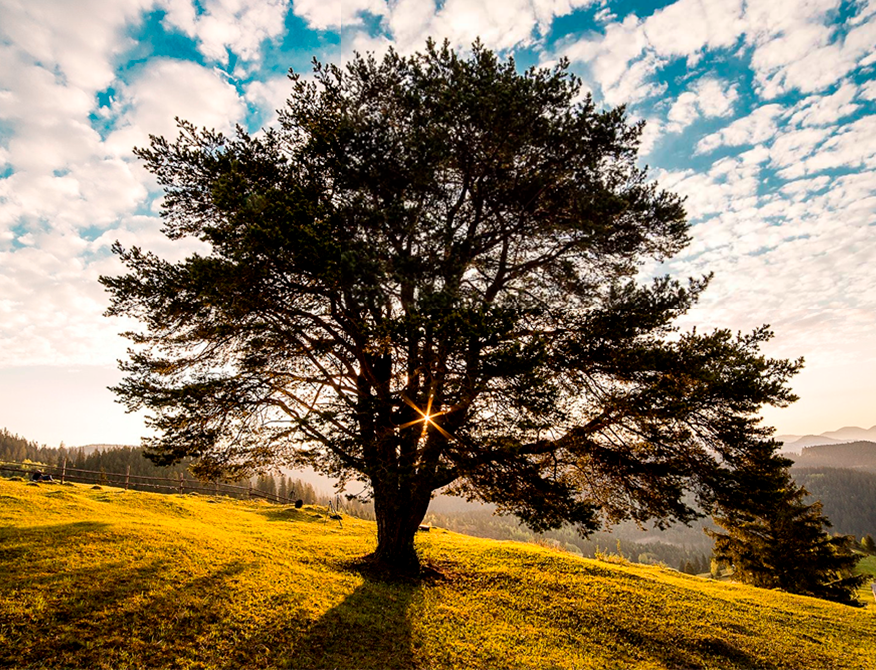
[0,459,299,506]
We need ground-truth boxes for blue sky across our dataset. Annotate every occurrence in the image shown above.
[1,0,875,446]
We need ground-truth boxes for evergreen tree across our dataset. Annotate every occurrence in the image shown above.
[278,475,289,502]
[861,534,875,554]
[709,440,864,605]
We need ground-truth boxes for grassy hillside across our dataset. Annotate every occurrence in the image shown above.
[1,480,874,670]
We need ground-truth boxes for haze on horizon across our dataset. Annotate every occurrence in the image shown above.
[0,0,874,448]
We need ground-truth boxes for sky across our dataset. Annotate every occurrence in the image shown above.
[0,0,874,447]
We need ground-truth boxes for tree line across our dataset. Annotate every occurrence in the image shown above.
[792,467,876,538]
[0,428,63,466]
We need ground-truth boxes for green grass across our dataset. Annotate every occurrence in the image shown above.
[1,479,874,669]
[855,554,876,606]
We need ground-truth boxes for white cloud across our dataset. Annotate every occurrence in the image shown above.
[861,79,876,100]
[161,0,291,64]
[245,76,293,126]
[779,175,831,198]
[636,117,663,155]
[106,59,247,155]
[0,1,252,374]
[561,14,671,105]
[558,0,876,106]
[666,77,738,132]
[642,0,744,61]
[769,126,833,178]
[292,0,387,32]
[744,0,876,98]
[696,104,784,153]
[789,115,876,176]
[559,0,746,105]
[292,0,597,53]
[850,0,876,24]
[378,0,598,54]
[0,0,152,93]
[787,81,860,126]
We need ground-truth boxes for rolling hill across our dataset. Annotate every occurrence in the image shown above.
[0,479,874,669]
[791,441,876,471]
[778,425,876,451]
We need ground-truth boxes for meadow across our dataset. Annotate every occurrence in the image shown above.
[1,478,874,669]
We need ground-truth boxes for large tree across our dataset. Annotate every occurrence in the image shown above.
[102,42,801,572]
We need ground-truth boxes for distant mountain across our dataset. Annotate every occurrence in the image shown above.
[782,434,843,449]
[820,425,876,442]
[787,441,876,471]
[775,425,876,452]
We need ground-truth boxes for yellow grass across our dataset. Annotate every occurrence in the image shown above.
[1,478,873,669]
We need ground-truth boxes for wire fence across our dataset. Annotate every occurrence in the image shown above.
[0,459,300,506]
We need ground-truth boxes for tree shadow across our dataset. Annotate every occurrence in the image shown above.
[280,573,419,670]
[0,520,111,562]
[0,521,254,668]
[1,520,422,669]
[253,506,331,524]
[614,625,779,670]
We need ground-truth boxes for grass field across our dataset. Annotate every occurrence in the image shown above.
[1,478,874,669]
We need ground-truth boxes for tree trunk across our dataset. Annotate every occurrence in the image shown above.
[371,483,431,573]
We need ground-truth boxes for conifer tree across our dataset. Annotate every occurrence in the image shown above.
[278,475,289,502]
[861,534,875,554]
[708,440,864,605]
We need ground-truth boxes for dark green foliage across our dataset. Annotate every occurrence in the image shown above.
[0,428,60,465]
[791,467,876,538]
[74,446,189,479]
[862,534,875,554]
[709,442,864,605]
[0,430,191,482]
[101,42,801,571]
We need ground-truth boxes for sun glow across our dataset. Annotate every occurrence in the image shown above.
[397,392,457,442]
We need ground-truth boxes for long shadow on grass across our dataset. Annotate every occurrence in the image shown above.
[0,521,255,668]
[615,626,779,670]
[281,575,418,670]
[0,520,110,562]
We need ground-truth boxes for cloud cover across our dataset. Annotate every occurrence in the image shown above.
[0,0,874,441]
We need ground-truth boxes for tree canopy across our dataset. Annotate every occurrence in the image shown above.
[102,41,802,571]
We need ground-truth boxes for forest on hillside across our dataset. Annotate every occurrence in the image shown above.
[792,467,876,538]
[792,441,876,471]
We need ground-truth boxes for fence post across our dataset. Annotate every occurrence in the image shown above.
[125,465,130,491]
[179,472,184,495]
[61,457,67,485]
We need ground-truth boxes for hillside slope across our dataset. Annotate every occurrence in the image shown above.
[792,441,876,471]
[1,480,874,670]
